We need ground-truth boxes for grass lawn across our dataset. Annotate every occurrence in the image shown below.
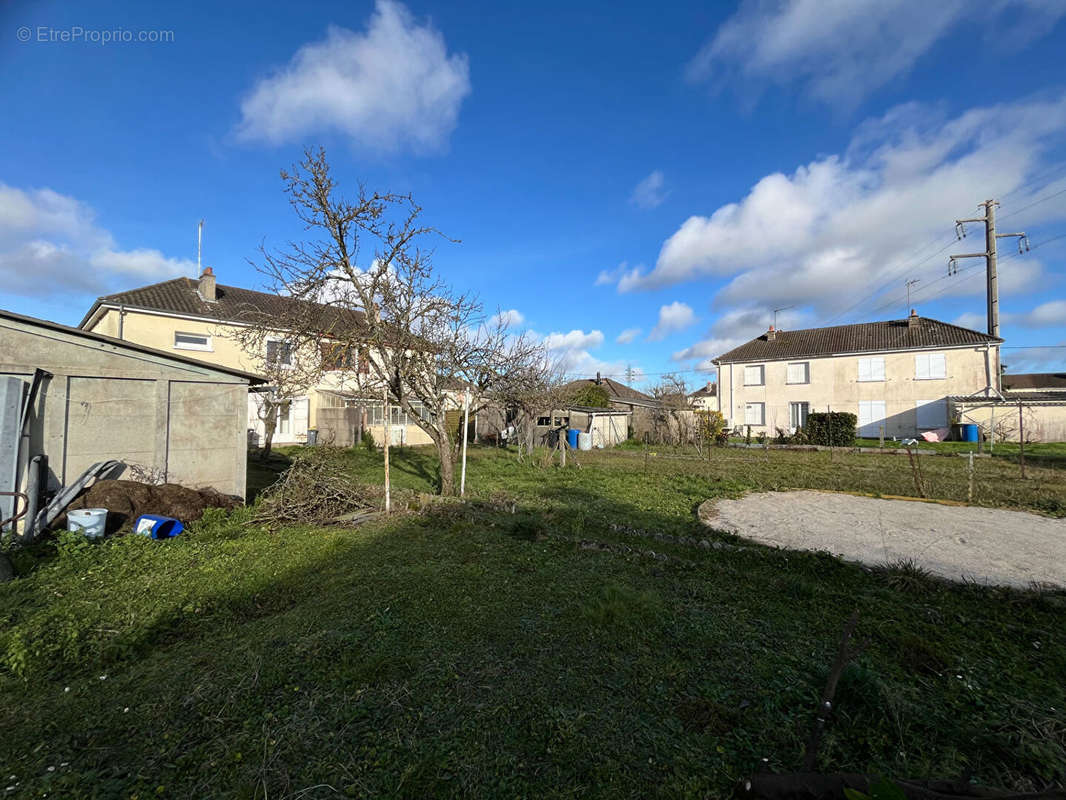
[1,445,1063,798]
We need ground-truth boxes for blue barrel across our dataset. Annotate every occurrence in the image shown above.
[567,428,580,450]
[134,514,184,539]
[961,423,979,442]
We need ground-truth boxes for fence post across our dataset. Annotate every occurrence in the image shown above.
[967,451,974,503]
[1018,402,1026,479]
[879,424,884,451]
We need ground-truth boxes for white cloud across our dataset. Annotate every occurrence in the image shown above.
[1011,300,1066,328]
[0,184,193,298]
[540,328,642,381]
[648,301,697,341]
[236,0,471,153]
[688,0,1066,109]
[595,261,644,288]
[544,329,604,353]
[491,308,525,328]
[630,170,668,210]
[606,94,1066,322]
[953,312,987,331]
[616,327,641,344]
[672,306,807,369]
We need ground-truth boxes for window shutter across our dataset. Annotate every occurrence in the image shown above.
[931,353,946,379]
[915,354,929,380]
[858,359,870,382]
[266,340,278,365]
[787,362,807,383]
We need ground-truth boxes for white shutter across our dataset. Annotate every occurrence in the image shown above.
[930,353,946,379]
[858,400,886,436]
[858,357,884,382]
[916,399,947,429]
[787,362,808,384]
[915,354,930,380]
[744,365,764,385]
[744,403,764,425]
[292,397,310,436]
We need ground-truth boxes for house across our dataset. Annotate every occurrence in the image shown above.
[1,308,264,527]
[712,312,1001,438]
[559,375,660,439]
[952,372,1066,442]
[688,382,717,412]
[78,269,435,448]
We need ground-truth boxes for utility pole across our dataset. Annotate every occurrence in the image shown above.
[905,279,920,315]
[625,364,634,385]
[951,200,1029,338]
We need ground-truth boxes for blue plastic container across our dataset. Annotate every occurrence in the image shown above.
[961,423,980,442]
[567,428,580,450]
[133,514,184,539]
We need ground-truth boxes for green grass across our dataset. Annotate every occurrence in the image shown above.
[1,446,1064,798]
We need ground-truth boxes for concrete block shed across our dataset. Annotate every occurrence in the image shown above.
[0,309,265,519]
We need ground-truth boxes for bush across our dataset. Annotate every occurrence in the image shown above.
[805,412,857,447]
[695,410,726,444]
[361,428,377,452]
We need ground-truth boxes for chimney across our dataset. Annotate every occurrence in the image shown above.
[766,324,776,341]
[198,266,217,302]
[907,308,918,327]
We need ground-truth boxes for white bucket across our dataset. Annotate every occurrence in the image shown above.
[578,432,593,451]
[67,508,108,539]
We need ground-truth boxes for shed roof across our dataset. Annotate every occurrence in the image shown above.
[714,316,1000,364]
[563,377,658,407]
[0,308,266,384]
[1001,372,1066,391]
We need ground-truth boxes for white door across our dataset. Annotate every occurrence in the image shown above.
[857,400,887,437]
[915,399,947,430]
[390,425,405,446]
[292,397,310,441]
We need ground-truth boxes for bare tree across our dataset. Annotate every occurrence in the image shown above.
[491,354,568,461]
[650,373,694,445]
[250,148,544,495]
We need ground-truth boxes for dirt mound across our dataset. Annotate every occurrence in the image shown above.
[64,480,242,534]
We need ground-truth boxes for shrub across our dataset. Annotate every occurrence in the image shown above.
[568,383,611,408]
[361,428,377,452]
[695,410,726,443]
[805,412,857,447]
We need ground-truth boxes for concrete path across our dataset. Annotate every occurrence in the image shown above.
[705,491,1065,589]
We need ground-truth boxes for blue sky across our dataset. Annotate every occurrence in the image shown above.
[3,0,1066,388]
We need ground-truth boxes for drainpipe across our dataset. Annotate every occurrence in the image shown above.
[728,363,734,427]
[118,304,126,340]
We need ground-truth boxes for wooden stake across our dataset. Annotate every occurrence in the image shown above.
[802,610,867,771]
[1018,402,1026,479]
[967,451,974,503]
[382,386,391,514]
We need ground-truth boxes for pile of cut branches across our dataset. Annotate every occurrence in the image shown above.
[253,447,375,527]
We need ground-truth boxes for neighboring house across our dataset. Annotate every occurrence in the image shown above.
[713,312,1002,438]
[1,308,264,527]
[560,375,660,438]
[688,382,717,411]
[79,269,434,447]
[953,372,1066,442]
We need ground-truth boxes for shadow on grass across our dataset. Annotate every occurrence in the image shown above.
[11,449,1060,797]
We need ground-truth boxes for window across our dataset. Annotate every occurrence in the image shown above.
[174,331,212,351]
[858,357,885,382]
[266,339,292,367]
[553,415,570,427]
[276,401,292,435]
[789,401,809,429]
[537,416,551,426]
[786,362,809,384]
[858,400,887,437]
[915,352,947,380]
[321,343,369,373]
[744,402,765,426]
[915,399,947,429]
[744,365,765,386]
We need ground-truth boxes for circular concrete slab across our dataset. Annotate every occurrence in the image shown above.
[704,491,1066,589]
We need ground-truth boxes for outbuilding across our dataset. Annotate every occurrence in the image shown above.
[1,309,264,532]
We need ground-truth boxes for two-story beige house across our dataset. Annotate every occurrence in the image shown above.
[712,313,1002,438]
[78,269,436,447]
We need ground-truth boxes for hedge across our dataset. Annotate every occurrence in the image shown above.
[804,411,857,447]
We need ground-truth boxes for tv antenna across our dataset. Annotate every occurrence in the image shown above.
[772,305,794,329]
[197,219,205,277]
[905,279,920,314]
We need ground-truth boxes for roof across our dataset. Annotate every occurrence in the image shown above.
[563,377,659,407]
[689,383,717,398]
[714,317,1001,364]
[79,276,367,334]
[1001,372,1066,391]
[0,308,266,384]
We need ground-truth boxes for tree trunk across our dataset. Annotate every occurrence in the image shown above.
[259,401,277,461]
[437,438,456,495]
